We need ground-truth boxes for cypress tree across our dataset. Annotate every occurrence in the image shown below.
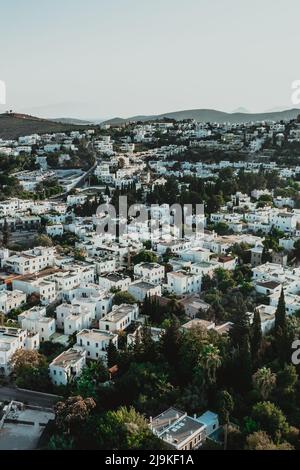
[275,288,287,335]
[251,308,262,364]
[230,305,250,349]
[2,218,10,247]
[153,295,162,324]
[274,289,290,364]
[237,334,252,392]
[161,317,182,367]
[140,324,158,362]
[107,340,119,368]
[143,294,150,316]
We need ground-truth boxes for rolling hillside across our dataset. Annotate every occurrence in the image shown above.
[102,108,300,125]
[0,113,94,140]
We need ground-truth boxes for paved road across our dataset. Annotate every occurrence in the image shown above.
[50,159,98,201]
[0,386,61,409]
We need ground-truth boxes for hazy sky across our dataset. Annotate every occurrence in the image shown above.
[1,0,300,119]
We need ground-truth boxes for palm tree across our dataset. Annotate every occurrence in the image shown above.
[198,343,222,385]
[253,367,276,400]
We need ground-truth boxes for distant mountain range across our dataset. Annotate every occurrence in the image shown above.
[102,108,300,125]
[14,101,105,123]
[232,107,250,113]
[2,108,300,140]
[0,113,94,140]
[51,117,95,125]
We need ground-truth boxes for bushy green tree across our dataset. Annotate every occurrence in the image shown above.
[113,291,136,306]
[252,367,276,400]
[75,360,110,399]
[10,349,51,392]
[252,401,289,442]
[246,431,293,450]
[92,406,167,450]
[132,250,158,264]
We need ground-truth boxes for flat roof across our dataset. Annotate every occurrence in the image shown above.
[77,328,116,341]
[151,407,186,433]
[138,262,162,270]
[182,319,214,330]
[179,296,210,308]
[51,348,84,368]
[256,280,281,289]
[102,273,129,282]
[130,281,156,290]
[197,411,218,426]
[160,416,204,446]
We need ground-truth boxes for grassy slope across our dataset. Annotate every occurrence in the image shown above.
[0,113,93,139]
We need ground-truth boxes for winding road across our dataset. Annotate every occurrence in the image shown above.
[0,386,61,409]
